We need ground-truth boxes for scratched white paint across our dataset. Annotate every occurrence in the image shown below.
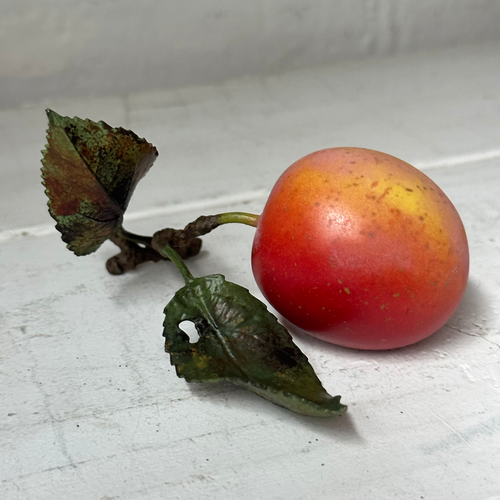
[1,17,500,500]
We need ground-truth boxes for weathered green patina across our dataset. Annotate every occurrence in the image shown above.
[160,244,346,417]
[41,109,157,255]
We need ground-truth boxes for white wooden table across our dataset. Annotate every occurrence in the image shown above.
[1,43,499,499]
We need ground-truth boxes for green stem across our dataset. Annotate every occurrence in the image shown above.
[216,212,259,227]
[157,244,194,283]
[117,227,153,247]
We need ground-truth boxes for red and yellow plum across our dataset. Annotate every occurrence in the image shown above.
[251,148,469,350]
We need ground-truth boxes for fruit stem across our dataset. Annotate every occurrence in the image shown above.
[112,212,259,276]
[216,212,259,227]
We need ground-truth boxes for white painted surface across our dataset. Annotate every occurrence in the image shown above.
[1,39,500,500]
[1,0,500,108]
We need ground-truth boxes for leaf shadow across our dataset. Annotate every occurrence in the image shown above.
[185,380,364,444]
[287,408,364,444]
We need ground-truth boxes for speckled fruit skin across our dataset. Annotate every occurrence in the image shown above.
[251,148,469,350]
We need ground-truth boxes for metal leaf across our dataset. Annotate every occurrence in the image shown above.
[41,110,158,255]
[163,273,347,417]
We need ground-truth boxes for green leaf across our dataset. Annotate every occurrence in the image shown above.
[163,274,347,417]
[41,109,158,255]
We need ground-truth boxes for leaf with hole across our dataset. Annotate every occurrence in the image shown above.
[163,272,347,417]
[41,109,158,255]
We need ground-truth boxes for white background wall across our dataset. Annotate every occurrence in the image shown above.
[1,0,500,109]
